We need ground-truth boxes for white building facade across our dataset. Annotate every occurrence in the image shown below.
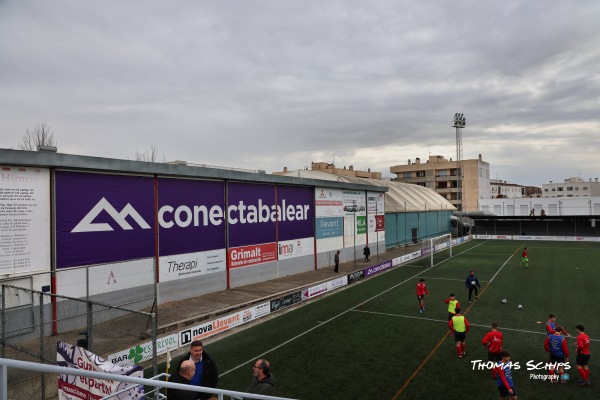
[542,177,600,198]
[479,196,600,216]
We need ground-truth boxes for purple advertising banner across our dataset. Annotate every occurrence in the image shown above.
[276,185,314,241]
[158,178,226,255]
[364,260,393,277]
[55,171,155,268]
[227,182,276,248]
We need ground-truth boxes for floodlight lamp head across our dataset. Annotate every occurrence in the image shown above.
[452,112,466,128]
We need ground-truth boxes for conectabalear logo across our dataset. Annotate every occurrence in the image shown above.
[72,197,310,233]
[71,197,151,233]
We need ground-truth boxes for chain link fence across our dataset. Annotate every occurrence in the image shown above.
[1,283,157,400]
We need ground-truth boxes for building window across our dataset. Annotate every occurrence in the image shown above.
[438,170,448,177]
[575,187,579,190]
[403,172,412,179]
[417,171,425,177]
[557,187,563,191]
[583,186,588,190]
[544,188,548,192]
[567,186,573,191]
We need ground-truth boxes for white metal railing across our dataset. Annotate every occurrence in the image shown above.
[0,358,296,400]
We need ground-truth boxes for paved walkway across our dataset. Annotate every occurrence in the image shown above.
[155,243,419,336]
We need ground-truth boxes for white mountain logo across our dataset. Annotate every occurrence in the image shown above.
[71,197,151,233]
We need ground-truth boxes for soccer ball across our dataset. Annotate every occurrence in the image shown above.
[502,299,507,304]
[517,305,523,310]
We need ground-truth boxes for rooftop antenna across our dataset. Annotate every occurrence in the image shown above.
[332,153,336,165]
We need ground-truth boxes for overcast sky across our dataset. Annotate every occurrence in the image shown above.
[1,1,599,186]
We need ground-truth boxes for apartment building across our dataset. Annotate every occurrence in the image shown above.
[274,162,383,179]
[389,154,490,212]
[490,180,524,198]
[542,177,600,198]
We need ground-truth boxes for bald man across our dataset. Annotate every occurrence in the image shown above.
[168,360,197,400]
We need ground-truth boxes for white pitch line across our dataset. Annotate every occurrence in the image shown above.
[351,309,600,342]
[220,240,489,377]
[419,277,489,283]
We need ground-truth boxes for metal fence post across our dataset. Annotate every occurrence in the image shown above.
[152,312,158,400]
[1,286,5,359]
[87,301,93,351]
[0,363,7,400]
[40,291,46,400]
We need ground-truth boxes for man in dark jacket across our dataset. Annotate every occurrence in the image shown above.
[168,360,197,400]
[174,340,219,400]
[246,359,275,397]
[465,270,481,304]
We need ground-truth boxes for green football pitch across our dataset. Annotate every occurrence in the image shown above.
[182,239,600,399]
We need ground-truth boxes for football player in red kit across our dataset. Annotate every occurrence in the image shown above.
[518,246,529,268]
[416,278,429,314]
[482,323,504,379]
[574,324,591,386]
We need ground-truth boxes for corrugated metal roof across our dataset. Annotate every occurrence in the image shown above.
[278,170,456,213]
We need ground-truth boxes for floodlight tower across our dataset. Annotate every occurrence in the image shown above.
[452,113,466,228]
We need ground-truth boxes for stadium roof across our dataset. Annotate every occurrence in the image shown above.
[277,170,456,213]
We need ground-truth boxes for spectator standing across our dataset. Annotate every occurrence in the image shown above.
[465,270,481,304]
[246,359,275,397]
[363,245,370,262]
[168,360,198,400]
[448,308,470,358]
[574,324,591,386]
[334,250,340,273]
[174,340,219,400]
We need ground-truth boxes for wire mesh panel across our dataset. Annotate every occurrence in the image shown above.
[55,258,156,311]
[1,284,156,400]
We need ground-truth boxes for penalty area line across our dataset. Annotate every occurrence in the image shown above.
[351,310,600,342]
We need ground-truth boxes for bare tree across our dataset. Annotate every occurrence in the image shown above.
[135,145,160,162]
[18,123,57,151]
